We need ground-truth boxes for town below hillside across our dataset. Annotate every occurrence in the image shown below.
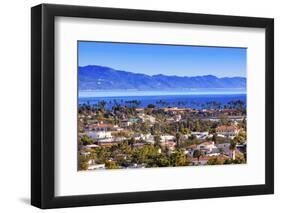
[78,100,247,170]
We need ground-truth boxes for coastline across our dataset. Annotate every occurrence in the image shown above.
[79,89,246,98]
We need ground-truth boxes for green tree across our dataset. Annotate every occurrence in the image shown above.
[229,140,237,160]
[219,114,229,125]
[128,137,136,145]
[175,132,182,148]
[154,135,161,148]
[212,133,217,144]
[207,157,223,165]
[78,155,89,170]
[232,152,246,164]
[223,158,233,164]
[193,149,202,163]
[233,131,246,144]
[147,104,155,108]
[95,147,111,164]
[170,150,191,166]
[80,135,94,145]
[98,100,107,110]
[105,160,119,169]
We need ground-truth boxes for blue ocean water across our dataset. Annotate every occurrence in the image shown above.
[79,92,246,110]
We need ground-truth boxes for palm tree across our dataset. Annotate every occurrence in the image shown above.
[154,135,161,148]
[175,132,182,148]
[229,140,237,160]
[98,100,107,110]
[193,149,202,165]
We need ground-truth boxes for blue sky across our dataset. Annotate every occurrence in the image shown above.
[78,41,246,78]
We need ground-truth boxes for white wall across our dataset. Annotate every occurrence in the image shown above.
[0,0,279,212]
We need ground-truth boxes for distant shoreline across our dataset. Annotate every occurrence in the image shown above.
[79,89,246,98]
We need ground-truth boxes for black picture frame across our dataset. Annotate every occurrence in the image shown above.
[31,3,274,209]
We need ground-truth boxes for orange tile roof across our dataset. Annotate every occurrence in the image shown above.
[216,125,238,131]
[199,141,215,146]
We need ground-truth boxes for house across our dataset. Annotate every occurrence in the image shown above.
[139,114,156,124]
[165,117,174,123]
[160,135,175,142]
[191,131,209,139]
[162,107,191,114]
[174,114,182,121]
[201,109,216,115]
[132,133,154,143]
[216,125,239,138]
[144,134,155,144]
[98,141,119,147]
[91,123,119,132]
[80,151,91,156]
[87,130,112,140]
[120,119,132,128]
[120,118,140,127]
[191,155,227,165]
[205,152,220,157]
[132,133,143,141]
[129,118,140,123]
[139,133,155,143]
[87,122,125,140]
[197,141,216,152]
[220,109,239,115]
[97,138,114,143]
[83,144,100,150]
[135,108,144,113]
[217,142,243,159]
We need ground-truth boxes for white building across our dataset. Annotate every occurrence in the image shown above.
[191,131,209,139]
[83,144,100,149]
[139,114,156,124]
[87,130,112,139]
[91,123,121,131]
[197,141,216,152]
[98,138,114,143]
[80,151,91,156]
[216,125,239,138]
[144,134,155,144]
[133,133,155,144]
[206,152,220,157]
[160,135,175,142]
[174,114,182,122]
[120,120,132,128]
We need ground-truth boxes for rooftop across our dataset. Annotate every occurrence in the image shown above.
[216,125,238,131]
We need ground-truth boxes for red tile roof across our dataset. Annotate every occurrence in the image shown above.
[216,125,238,132]
[199,141,215,146]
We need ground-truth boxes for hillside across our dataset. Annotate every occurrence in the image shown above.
[79,65,246,90]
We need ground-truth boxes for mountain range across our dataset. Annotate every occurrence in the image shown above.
[79,65,246,90]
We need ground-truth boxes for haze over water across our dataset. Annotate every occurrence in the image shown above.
[79,89,246,110]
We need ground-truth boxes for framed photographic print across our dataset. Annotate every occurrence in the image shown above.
[31,3,274,209]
